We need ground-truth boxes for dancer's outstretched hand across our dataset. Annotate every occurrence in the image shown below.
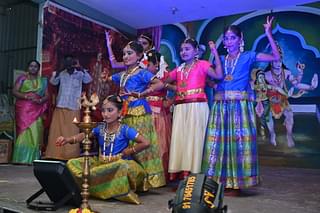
[105,30,113,46]
[263,16,274,35]
[208,41,218,54]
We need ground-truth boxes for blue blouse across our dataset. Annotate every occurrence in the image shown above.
[112,69,154,114]
[216,51,257,92]
[92,124,139,160]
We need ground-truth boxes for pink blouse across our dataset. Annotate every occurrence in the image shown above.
[169,60,211,101]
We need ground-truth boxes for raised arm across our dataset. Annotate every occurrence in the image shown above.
[49,71,61,85]
[82,69,93,84]
[256,16,281,62]
[105,31,126,69]
[207,41,223,79]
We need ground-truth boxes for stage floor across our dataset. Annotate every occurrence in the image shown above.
[0,164,319,213]
[1,113,320,212]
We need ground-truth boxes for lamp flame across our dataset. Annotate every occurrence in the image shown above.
[73,117,79,123]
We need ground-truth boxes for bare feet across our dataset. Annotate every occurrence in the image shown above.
[270,132,277,146]
[287,133,295,148]
[260,126,266,139]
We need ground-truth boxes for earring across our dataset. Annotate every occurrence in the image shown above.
[118,116,123,123]
[240,39,244,52]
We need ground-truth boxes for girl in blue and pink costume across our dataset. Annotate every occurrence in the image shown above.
[163,38,223,181]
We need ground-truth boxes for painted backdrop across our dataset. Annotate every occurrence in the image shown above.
[158,2,320,168]
[41,3,130,124]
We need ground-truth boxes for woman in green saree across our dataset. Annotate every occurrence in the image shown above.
[12,60,48,164]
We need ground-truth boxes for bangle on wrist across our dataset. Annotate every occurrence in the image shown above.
[131,146,137,154]
[71,136,76,144]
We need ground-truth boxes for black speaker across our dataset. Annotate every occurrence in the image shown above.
[26,160,82,211]
[168,173,227,213]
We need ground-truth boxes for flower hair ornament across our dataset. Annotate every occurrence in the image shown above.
[177,62,186,72]
[102,95,123,106]
[239,32,244,52]
[116,95,123,103]
[147,51,168,79]
[156,56,168,79]
[139,53,148,69]
[139,34,153,45]
[240,39,244,52]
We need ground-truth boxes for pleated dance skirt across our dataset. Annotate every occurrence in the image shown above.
[123,114,166,188]
[202,98,259,189]
[151,107,172,182]
[67,157,146,204]
[169,102,209,173]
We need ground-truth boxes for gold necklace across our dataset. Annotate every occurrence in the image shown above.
[179,60,197,88]
[120,66,140,88]
[181,60,197,80]
[102,124,122,160]
[224,52,240,81]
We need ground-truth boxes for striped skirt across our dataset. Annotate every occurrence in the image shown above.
[202,96,259,189]
[123,114,166,188]
[150,106,172,182]
[67,157,146,204]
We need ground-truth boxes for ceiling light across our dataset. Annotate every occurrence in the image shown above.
[171,7,178,15]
